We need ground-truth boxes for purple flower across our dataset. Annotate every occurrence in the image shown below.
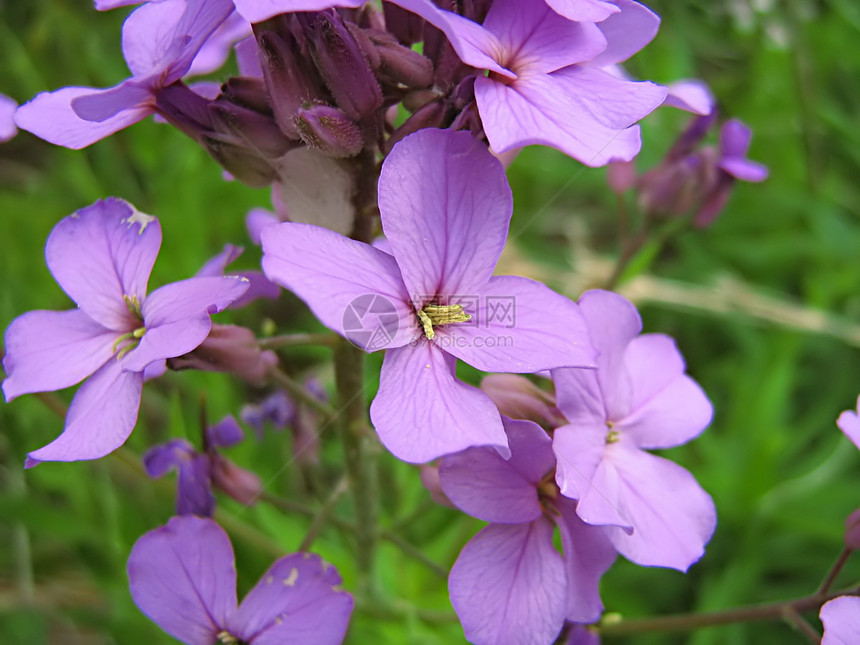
[2,198,248,465]
[821,596,860,645]
[144,415,263,516]
[441,417,616,645]
[197,243,280,309]
[15,0,233,149]
[837,396,860,451]
[693,118,769,226]
[262,129,596,463]
[0,93,18,142]
[128,515,353,645]
[390,0,667,165]
[551,289,716,571]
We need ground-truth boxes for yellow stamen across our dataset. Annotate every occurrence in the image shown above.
[417,303,471,339]
[112,326,147,359]
[123,294,142,318]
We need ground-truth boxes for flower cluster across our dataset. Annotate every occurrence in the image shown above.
[1,0,783,643]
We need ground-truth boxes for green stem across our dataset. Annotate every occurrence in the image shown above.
[258,332,338,349]
[817,547,853,595]
[597,585,858,637]
[268,366,339,421]
[333,338,379,594]
[298,476,349,552]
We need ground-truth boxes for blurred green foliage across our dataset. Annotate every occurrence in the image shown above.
[1,0,859,643]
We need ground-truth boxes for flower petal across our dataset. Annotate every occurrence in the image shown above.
[46,198,161,331]
[583,445,716,571]
[128,516,237,645]
[554,497,617,623]
[27,359,143,463]
[14,86,153,149]
[821,596,860,645]
[482,0,607,74]
[449,519,567,645]
[122,0,234,83]
[0,93,18,142]
[388,0,510,75]
[589,0,660,67]
[615,333,713,448]
[187,10,251,77]
[227,553,353,645]
[837,398,860,451]
[261,222,415,351]
[476,67,666,166]
[552,422,613,506]
[663,79,714,116]
[369,342,508,463]
[440,275,596,373]
[440,418,553,523]
[2,309,116,401]
[545,0,619,22]
[123,276,249,372]
[557,289,641,422]
[379,129,512,299]
[233,0,364,24]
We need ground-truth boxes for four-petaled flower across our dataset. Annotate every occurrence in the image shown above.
[391,0,668,165]
[15,0,234,149]
[2,198,249,465]
[551,289,716,570]
[262,128,596,463]
[129,515,353,645]
[440,417,616,645]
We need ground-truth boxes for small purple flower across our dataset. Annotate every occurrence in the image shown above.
[837,396,860,451]
[144,415,262,516]
[390,0,667,165]
[0,93,18,142]
[2,198,248,465]
[821,596,860,645]
[128,515,353,645]
[197,243,280,309]
[693,118,769,226]
[262,129,596,463]
[441,417,616,645]
[551,289,716,571]
[15,0,233,149]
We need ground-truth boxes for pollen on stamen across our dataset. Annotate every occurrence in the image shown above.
[417,303,472,339]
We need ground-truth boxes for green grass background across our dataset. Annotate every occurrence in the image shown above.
[1,0,859,643]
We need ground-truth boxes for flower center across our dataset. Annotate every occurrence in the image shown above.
[606,421,620,444]
[417,303,471,340]
[112,326,147,359]
[124,294,143,318]
[216,631,247,645]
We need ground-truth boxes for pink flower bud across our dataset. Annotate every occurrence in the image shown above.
[480,374,564,427]
[294,104,363,158]
[845,508,860,550]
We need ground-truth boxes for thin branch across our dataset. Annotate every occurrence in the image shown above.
[268,366,338,421]
[258,332,338,349]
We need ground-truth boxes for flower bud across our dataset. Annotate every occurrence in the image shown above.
[385,99,446,152]
[210,98,293,159]
[302,11,383,120]
[202,135,278,187]
[211,457,263,506]
[256,27,323,139]
[607,160,637,194]
[845,508,860,550]
[480,374,565,427]
[219,77,272,114]
[420,463,455,508]
[367,30,434,89]
[294,103,364,157]
[168,324,278,385]
[382,1,424,45]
